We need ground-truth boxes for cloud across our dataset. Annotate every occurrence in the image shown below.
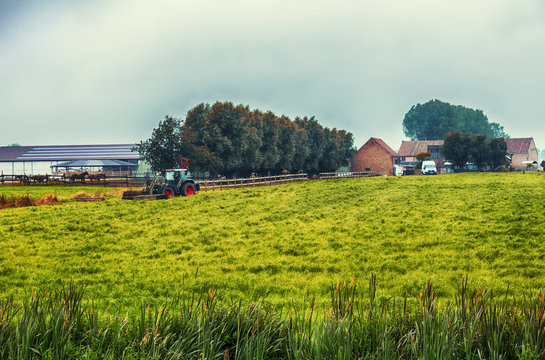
[1,0,544,150]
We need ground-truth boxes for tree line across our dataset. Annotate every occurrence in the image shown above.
[441,131,508,170]
[403,99,509,141]
[135,102,355,177]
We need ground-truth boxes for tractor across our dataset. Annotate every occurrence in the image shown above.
[122,158,200,200]
[145,167,200,197]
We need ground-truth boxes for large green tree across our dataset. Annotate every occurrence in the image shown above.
[489,138,508,169]
[134,115,183,173]
[179,103,218,172]
[441,132,508,170]
[441,131,471,169]
[403,99,509,140]
[469,134,490,170]
[137,102,355,177]
[295,117,326,174]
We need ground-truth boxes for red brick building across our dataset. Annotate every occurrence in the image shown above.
[350,137,398,176]
[506,138,538,169]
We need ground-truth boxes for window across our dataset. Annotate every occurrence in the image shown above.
[428,145,443,159]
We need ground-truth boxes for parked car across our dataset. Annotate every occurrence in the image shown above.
[422,160,437,175]
[403,165,415,175]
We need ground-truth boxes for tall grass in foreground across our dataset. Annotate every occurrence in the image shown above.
[1,277,544,359]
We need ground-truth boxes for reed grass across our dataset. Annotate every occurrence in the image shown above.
[1,277,544,359]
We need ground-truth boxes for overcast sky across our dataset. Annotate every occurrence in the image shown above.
[1,0,544,152]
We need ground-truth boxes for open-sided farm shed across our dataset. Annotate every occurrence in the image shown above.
[51,159,138,173]
[0,144,139,175]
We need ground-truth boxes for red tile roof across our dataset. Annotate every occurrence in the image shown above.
[397,140,444,156]
[360,137,398,156]
[505,138,533,154]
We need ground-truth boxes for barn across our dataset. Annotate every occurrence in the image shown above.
[0,144,140,175]
[396,140,444,164]
[505,138,538,169]
[350,137,398,176]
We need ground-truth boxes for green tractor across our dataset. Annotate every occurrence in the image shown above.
[123,158,200,200]
[145,168,200,198]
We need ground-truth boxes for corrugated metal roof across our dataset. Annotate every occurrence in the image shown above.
[0,146,30,161]
[398,138,535,156]
[51,159,138,168]
[397,140,444,156]
[0,144,139,161]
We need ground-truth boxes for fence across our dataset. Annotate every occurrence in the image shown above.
[318,171,376,179]
[197,173,308,191]
[0,171,376,188]
[0,174,147,187]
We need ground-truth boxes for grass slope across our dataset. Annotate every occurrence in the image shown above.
[0,173,544,309]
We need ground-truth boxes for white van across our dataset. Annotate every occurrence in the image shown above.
[422,160,437,175]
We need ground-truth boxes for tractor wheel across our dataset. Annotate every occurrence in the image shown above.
[181,182,196,196]
[162,186,174,198]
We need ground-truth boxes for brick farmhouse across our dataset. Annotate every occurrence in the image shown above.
[350,137,398,176]
[505,138,538,169]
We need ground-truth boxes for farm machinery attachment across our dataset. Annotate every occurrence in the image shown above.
[122,158,200,200]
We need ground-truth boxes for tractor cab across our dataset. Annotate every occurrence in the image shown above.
[165,169,190,186]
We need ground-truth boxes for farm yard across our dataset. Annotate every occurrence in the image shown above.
[2,172,545,358]
[1,172,544,308]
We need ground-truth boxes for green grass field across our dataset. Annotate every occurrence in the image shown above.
[1,173,544,310]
